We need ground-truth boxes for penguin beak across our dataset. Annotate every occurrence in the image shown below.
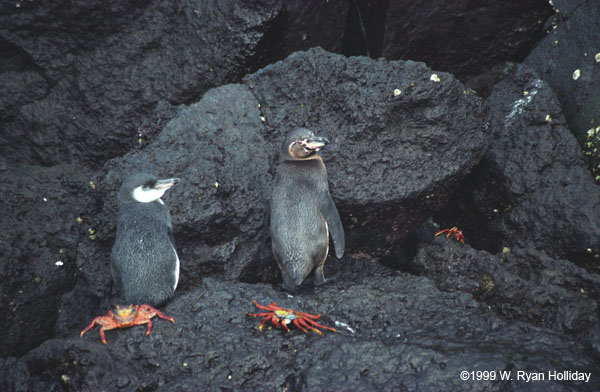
[154,178,181,190]
[300,136,330,151]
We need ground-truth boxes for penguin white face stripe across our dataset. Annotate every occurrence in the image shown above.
[132,186,168,203]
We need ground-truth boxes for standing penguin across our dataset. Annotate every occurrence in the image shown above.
[269,128,345,291]
[111,173,181,307]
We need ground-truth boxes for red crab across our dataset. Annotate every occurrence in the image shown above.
[435,226,465,243]
[80,304,175,344]
[249,300,336,335]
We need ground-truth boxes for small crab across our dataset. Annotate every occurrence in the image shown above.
[435,226,465,243]
[80,304,175,344]
[249,300,336,335]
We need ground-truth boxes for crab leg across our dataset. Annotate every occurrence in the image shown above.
[80,320,98,337]
[304,318,336,332]
[145,319,153,336]
[248,312,276,318]
[81,318,111,344]
[293,319,312,334]
[299,312,321,320]
[99,328,108,345]
[149,306,175,323]
[252,300,280,311]
[258,317,271,332]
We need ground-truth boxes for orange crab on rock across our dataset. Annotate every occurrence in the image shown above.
[435,226,465,243]
[80,304,175,344]
[249,300,336,335]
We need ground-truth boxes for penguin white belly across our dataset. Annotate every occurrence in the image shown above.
[172,245,180,291]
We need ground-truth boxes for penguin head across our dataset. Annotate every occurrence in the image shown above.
[281,127,330,162]
[118,173,180,205]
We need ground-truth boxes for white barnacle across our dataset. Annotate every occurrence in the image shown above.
[596,53,600,63]
[393,88,401,96]
[588,128,595,138]
[572,69,581,80]
[214,181,219,189]
[334,320,355,334]
[545,114,552,123]
[430,74,440,83]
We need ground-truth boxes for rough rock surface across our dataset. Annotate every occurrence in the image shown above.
[378,0,553,80]
[244,47,488,264]
[2,2,600,391]
[0,0,281,167]
[252,0,349,70]
[411,238,600,352]
[0,165,92,357]
[524,0,600,144]
[3,259,599,391]
[436,63,600,264]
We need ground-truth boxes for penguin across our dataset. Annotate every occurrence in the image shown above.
[111,173,181,307]
[268,127,345,291]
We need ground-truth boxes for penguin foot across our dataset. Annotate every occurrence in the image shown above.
[314,276,336,287]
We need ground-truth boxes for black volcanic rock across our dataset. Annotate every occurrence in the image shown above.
[524,0,600,145]
[436,63,600,263]
[412,238,600,350]
[252,0,349,70]
[244,47,488,264]
[3,266,599,391]
[0,164,93,357]
[3,3,600,391]
[377,0,553,80]
[0,0,281,167]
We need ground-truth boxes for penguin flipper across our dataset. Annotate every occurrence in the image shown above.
[319,191,345,258]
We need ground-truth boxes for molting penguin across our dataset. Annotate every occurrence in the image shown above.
[111,173,181,307]
[269,128,345,291]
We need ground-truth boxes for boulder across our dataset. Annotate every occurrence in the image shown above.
[0,0,281,167]
[524,0,600,174]
[0,164,93,357]
[412,238,600,352]
[252,0,349,69]
[435,63,600,264]
[379,0,553,80]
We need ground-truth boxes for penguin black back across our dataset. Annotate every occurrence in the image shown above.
[111,173,181,307]
[269,128,344,291]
